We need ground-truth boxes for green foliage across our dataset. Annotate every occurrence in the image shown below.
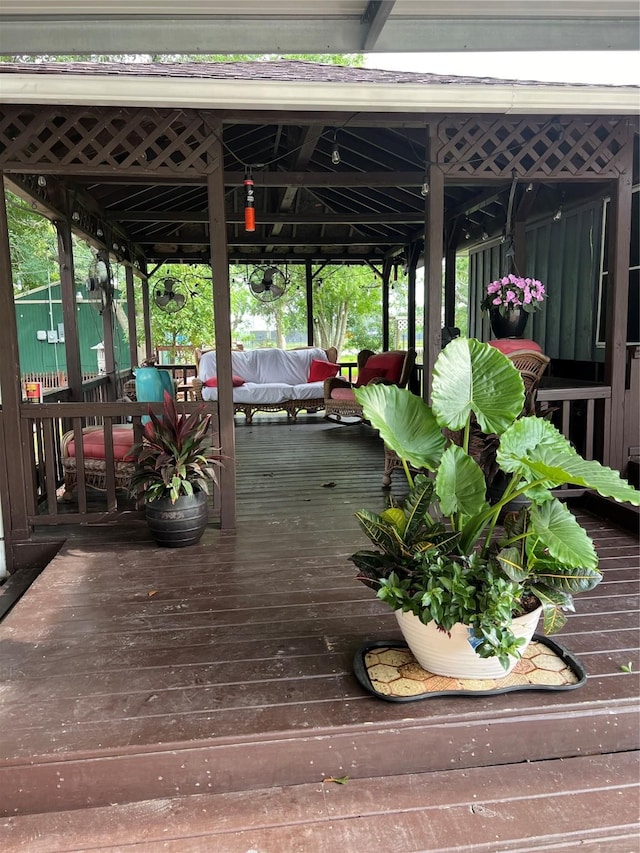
[129,392,222,504]
[350,337,640,666]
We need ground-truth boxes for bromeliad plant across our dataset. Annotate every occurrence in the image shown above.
[350,338,639,668]
[130,391,222,504]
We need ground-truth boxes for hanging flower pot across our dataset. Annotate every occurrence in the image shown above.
[481,275,546,339]
[489,305,529,339]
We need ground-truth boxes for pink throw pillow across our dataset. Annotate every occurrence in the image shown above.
[204,375,245,387]
[308,359,340,382]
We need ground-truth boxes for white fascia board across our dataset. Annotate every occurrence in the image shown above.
[0,74,638,116]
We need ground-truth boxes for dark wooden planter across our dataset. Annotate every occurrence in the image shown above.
[145,490,209,548]
[490,306,529,339]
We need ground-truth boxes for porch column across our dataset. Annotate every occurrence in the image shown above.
[207,123,236,530]
[605,171,633,471]
[0,175,30,545]
[443,221,458,329]
[423,124,444,402]
[305,260,314,345]
[141,267,152,363]
[125,265,138,369]
[382,257,391,351]
[406,241,420,352]
[55,218,82,399]
[101,257,117,401]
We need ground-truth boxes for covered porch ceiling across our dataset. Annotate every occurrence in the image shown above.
[1,1,639,55]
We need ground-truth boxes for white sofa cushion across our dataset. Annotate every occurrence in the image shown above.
[198,347,331,404]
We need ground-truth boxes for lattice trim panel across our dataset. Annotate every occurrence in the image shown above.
[0,106,217,175]
[438,118,635,178]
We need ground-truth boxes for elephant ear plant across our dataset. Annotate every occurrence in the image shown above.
[351,338,639,670]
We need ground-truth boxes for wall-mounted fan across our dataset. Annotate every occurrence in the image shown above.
[248,265,287,303]
[153,277,188,313]
[87,253,112,292]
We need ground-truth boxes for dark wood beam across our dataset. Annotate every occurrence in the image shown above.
[124,265,138,371]
[605,172,633,471]
[55,218,83,400]
[423,126,445,402]
[207,124,236,531]
[361,1,396,50]
[110,211,424,225]
[0,174,30,542]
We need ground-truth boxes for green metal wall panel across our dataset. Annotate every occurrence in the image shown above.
[469,199,604,363]
[15,282,132,378]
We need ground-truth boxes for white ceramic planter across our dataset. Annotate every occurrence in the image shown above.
[395,606,543,679]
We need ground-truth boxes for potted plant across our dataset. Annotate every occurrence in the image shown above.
[350,338,639,678]
[130,391,222,548]
[481,273,546,338]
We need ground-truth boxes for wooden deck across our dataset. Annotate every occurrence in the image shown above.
[1,414,639,850]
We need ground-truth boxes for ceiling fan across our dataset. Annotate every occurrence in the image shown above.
[248,265,288,303]
[153,276,188,313]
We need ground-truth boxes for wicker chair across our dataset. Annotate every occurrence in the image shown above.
[324,348,416,424]
[382,347,550,487]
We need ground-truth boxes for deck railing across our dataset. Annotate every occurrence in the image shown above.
[18,366,614,527]
[537,381,612,472]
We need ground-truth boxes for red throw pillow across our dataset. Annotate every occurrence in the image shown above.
[204,375,245,387]
[308,359,340,382]
[355,366,387,387]
[364,352,406,384]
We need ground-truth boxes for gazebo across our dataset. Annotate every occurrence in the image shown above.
[0,59,637,571]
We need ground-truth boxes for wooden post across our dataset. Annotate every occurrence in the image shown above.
[125,265,138,369]
[207,124,236,530]
[382,257,391,351]
[443,221,458,329]
[406,242,419,352]
[101,256,117,401]
[423,124,444,402]
[141,268,153,363]
[604,170,633,471]
[0,175,30,546]
[305,260,314,345]
[55,218,83,400]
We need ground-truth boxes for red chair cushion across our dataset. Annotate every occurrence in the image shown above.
[489,338,542,354]
[203,375,246,387]
[67,427,135,461]
[308,359,340,382]
[355,366,387,387]
[357,351,405,386]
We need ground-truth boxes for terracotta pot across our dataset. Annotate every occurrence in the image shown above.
[490,306,528,339]
[395,606,542,679]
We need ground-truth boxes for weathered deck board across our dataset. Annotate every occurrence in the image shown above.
[0,415,638,825]
[3,753,638,853]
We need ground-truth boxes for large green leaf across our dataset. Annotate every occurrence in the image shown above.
[355,384,445,471]
[435,444,489,518]
[354,509,405,557]
[498,417,640,505]
[401,475,434,541]
[431,337,525,435]
[529,499,598,570]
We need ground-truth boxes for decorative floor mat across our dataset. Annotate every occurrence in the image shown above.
[353,635,586,702]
